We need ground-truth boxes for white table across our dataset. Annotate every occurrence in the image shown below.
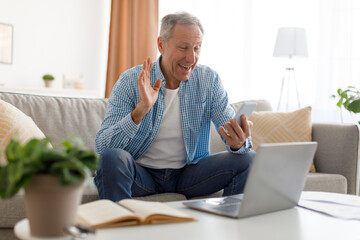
[14,220,71,240]
[15,191,360,240]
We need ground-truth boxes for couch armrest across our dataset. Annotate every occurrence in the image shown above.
[312,123,359,195]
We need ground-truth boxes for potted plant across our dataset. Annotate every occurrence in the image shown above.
[331,86,360,124]
[0,136,99,238]
[42,74,55,88]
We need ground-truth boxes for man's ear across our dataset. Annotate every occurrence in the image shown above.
[157,37,164,54]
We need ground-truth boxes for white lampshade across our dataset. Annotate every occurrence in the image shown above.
[273,27,308,58]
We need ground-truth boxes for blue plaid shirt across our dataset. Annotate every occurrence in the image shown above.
[95,56,252,164]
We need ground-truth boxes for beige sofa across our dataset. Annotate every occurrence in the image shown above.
[0,91,359,239]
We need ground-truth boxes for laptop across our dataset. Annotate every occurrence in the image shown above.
[183,142,318,218]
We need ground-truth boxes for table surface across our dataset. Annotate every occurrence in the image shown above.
[15,191,360,240]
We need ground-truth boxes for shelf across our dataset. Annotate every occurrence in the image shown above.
[0,86,100,98]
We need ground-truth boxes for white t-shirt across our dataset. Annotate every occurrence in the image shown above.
[137,88,186,169]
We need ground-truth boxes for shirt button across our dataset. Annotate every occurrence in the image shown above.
[131,130,135,134]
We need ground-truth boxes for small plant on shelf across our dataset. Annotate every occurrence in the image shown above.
[42,74,55,81]
[42,74,55,87]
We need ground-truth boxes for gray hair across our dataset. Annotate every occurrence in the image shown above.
[160,12,204,44]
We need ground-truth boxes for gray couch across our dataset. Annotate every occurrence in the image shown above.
[0,91,359,239]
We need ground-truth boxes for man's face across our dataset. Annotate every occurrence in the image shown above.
[158,24,203,87]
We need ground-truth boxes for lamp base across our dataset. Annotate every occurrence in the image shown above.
[277,67,301,112]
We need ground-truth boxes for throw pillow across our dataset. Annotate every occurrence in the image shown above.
[249,106,315,172]
[0,99,46,166]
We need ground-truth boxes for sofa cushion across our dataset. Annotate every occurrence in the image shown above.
[304,173,347,194]
[249,106,315,172]
[0,92,108,151]
[312,123,359,195]
[81,179,212,203]
[0,192,26,228]
[0,100,46,166]
[0,229,15,240]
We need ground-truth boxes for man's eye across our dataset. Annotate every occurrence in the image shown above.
[179,47,187,50]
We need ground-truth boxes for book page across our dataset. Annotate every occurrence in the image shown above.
[77,199,140,228]
[119,199,195,224]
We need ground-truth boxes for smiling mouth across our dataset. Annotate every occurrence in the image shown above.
[179,63,193,72]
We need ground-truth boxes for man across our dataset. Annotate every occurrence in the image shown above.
[94,12,255,201]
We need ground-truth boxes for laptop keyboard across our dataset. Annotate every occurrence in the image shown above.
[207,197,242,214]
[212,204,241,215]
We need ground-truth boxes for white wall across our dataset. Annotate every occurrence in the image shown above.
[159,0,360,123]
[0,0,111,98]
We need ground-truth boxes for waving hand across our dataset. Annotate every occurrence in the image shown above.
[131,58,162,124]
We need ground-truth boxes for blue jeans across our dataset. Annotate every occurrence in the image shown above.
[94,149,255,201]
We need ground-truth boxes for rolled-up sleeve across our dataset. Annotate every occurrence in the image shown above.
[95,73,140,155]
[226,137,253,154]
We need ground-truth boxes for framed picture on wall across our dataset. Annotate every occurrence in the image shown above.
[0,23,13,64]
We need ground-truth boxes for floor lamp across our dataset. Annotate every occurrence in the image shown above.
[273,27,308,111]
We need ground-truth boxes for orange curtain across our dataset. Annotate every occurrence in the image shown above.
[105,0,159,98]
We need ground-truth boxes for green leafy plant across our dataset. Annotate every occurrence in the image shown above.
[331,86,360,124]
[42,74,55,81]
[0,136,100,199]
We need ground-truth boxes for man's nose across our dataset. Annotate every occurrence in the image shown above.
[186,49,196,64]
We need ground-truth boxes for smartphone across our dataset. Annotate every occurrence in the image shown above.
[234,102,257,126]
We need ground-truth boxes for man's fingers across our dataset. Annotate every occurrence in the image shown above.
[141,57,154,84]
[220,125,243,150]
[138,70,144,84]
[227,121,246,143]
[147,58,152,71]
[219,116,253,150]
[230,118,243,137]
[219,126,230,141]
[153,79,162,92]
[247,120,253,137]
[139,58,160,94]
[240,115,251,138]
[225,122,237,139]
[143,59,147,71]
